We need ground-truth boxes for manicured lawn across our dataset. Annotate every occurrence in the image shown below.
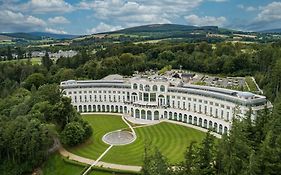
[245,76,258,91]
[69,114,206,166]
[68,114,128,160]
[42,154,84,175]
[102,122,206,165]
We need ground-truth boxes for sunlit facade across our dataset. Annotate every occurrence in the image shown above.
[60,75,270,134]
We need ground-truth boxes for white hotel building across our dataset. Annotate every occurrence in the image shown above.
[60,74,271,135]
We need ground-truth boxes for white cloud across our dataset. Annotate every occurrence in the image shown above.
[87,22,123,34]
[45,27,68,34]
[184,15,226,26]
[79,0,202,27]
[256,2,281,22]
[48,16,70,24]
[20,0,74,14]
[0,10,46,32]
[237,4,257,12]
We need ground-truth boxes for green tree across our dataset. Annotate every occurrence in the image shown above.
[60,122,85,146]
[42,52,53,70]
[23,73,46,90]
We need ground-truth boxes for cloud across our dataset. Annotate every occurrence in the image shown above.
[0,10,46,32]
[48,16,70,24]
[45,27,68,34]
[20,0,74,14]
[256,2,281,22]
[184,15,226,26]
[87,22,123,34]
[241,1,281,31]
[79,0,202,27]
[237,4,257,12]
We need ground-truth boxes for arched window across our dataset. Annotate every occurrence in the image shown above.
[145,85,150,91]
[189,115,192,124]
[133,83,138,89]
[147,111,152,120]
[160,85,165,92]
[141,110,146,119]
[135,109,140,118]
[152,85,158,91]
[154,111,159,120]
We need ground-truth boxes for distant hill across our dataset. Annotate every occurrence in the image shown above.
[102,24,219,34]
[29,32,79,39]
[0,32,79,40]
[0,35,12,41]
[258,28,281,34]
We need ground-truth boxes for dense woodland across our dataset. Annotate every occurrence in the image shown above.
[0,40,281,175]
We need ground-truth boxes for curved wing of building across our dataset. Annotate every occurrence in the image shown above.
[60,75,271,135]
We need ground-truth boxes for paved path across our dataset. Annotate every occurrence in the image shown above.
[124,115,160,125]
[59,146,142,172]
[82,145,113,175]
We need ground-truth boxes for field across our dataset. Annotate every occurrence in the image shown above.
[68,114,206,166]
[0,57,41,65]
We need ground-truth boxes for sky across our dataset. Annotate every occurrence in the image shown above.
[0,0,281,35]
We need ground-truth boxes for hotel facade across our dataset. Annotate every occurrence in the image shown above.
[60,75,270,135]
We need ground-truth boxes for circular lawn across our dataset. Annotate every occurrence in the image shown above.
[67,114,206,166]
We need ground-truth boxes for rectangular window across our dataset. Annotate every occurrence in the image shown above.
[227,112,230,121]
[144,93,149,102]
[150,93,156,102]
[139,92,142,101]
[215,109,218,117]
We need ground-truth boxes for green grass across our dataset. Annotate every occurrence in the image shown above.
[69,114,206,166]
[102,122,206,165]
[0,57,41,65]
[42,153,85,175]
[68,114,128,160]
[245,76,258,92]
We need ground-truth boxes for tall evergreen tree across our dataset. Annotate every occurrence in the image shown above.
[42,52,53,70]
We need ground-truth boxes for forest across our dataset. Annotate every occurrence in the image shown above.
[0,40,281,175]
